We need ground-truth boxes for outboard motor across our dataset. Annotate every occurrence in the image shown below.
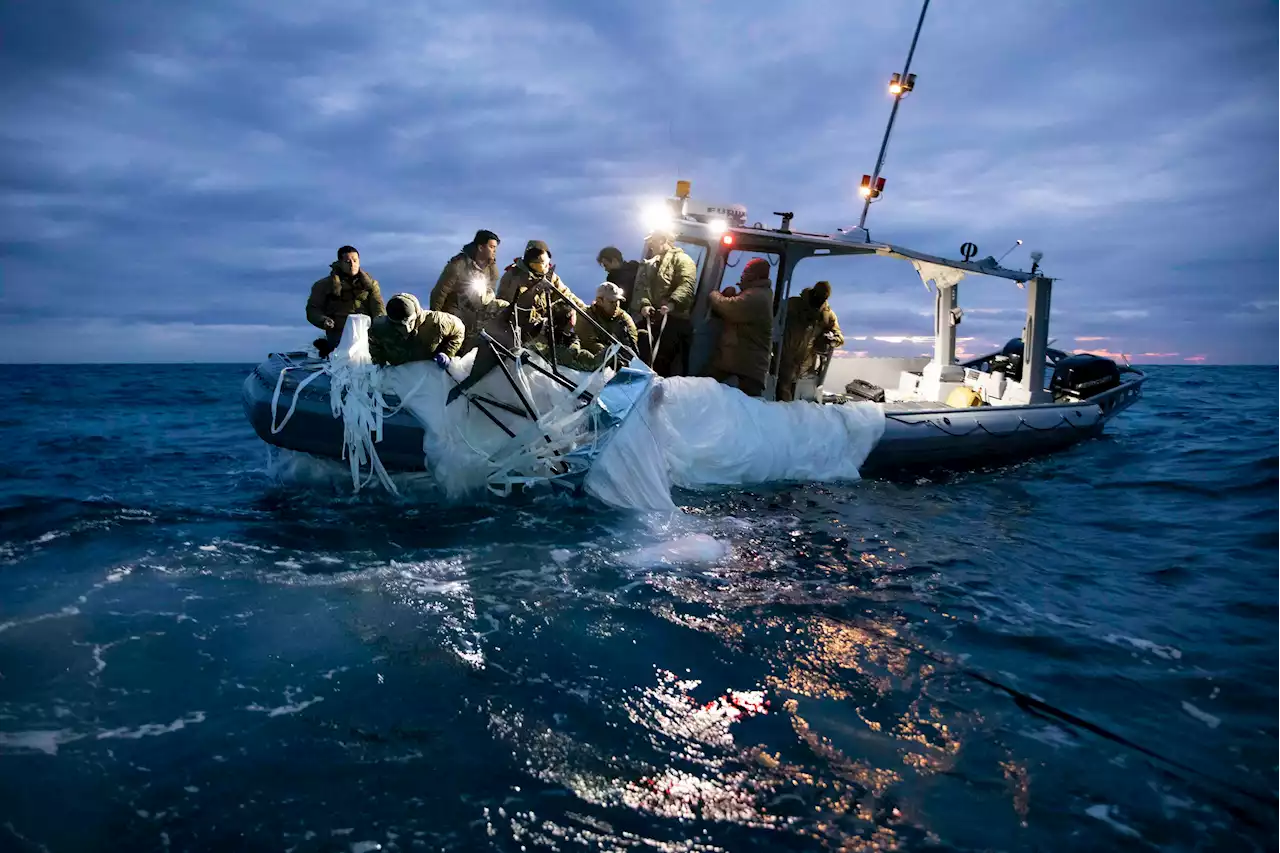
[991,338,1024,382]
[1050,353,1122,400]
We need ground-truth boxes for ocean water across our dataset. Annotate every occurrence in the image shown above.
[0,363,1275,852]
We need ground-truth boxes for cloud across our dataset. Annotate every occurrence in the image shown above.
[1183,355,1208,363]
[1075,336,1108,342]
[1072,348,1128,360]
[0,0,1276,364]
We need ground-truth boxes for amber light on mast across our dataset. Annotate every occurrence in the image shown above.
[858,0,931,229]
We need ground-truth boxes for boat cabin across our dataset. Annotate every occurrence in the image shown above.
[639,181,1059,407]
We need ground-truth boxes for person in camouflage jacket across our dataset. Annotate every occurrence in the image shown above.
[577,282,638,358]
[455,288,511,356]
[531,300,603,372]
[368,293,464,368]
[628,231,698,376]
[429,229,501,316]
[777,281,845,402]
[496,240,587,338]
[307,246,385,356]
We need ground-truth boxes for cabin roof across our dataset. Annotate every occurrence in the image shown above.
[670,217,1040,284]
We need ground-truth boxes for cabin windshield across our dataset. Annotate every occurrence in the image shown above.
[673,240,707,277]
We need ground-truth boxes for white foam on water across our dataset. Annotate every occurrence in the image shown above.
[1180,701,1221,729]
[0,729,80,756]
[95,711,206,740]
[246,696,324,717]
[1103,633,1182,661]
[0,606,80,635]
[1020,723,1079,750]
[1085,804,1142,839]
[104,565,134,583]
[619,534,731,569]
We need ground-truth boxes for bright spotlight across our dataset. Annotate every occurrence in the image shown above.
[708,218,728,235]
[642,203,672,234]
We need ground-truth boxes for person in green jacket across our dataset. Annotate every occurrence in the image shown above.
[307,245,386,358]
[531,300,603,372]
[707,258,775,397]
[429,229,501,316]
[630,230,697,377]
[368,293,465,368]
[578,282,639,360]
[777,280,845,402]
[497,240,587,339]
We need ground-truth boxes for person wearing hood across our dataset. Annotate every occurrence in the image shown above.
[777,280,844,402]
[577,282,638,360]
[367,293,465,368]
[629,230,697,377]
[707,257,775,397]
[531,300,603,373]
[429,229,501,316]
[496,240,587,336]
[307,245,386,357]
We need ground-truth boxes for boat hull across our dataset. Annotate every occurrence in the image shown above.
[243,353,1145,478]
[242,353,428,471]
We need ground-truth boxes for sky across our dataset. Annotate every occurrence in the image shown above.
[0,0,1275,364]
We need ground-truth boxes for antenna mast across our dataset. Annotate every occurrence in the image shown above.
[857,0,932,230]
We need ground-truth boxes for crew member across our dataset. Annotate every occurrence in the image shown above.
[368,293,464,368]
[777,280,844,402]
[595,246,642,308]
[707,258,774,397]
[531,300,600,372]
[429,229,501,316]
[497,240,587,337]
[306,245,386,358]
[630,230,696,377]
[578,282,639,359]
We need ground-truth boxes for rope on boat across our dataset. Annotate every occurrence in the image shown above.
[883,409,1100,438]
[267,355,434,497]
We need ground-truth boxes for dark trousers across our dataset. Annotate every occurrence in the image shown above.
[710,368,764,398]
[649,315,692,378]
[314,326,344,358]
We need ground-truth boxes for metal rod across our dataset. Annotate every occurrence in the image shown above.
[537,272,639,362]
[857,0,931,230]
[437,359,521,437]
[486,339,542,423]
[542,286,559,375]
[469,397,518,438]
[474,394,531,420]
[484,333,592,401]
[484,338,570,474]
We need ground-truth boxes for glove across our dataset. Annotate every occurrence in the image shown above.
[434,352,451,370]
[321,316,335,330]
